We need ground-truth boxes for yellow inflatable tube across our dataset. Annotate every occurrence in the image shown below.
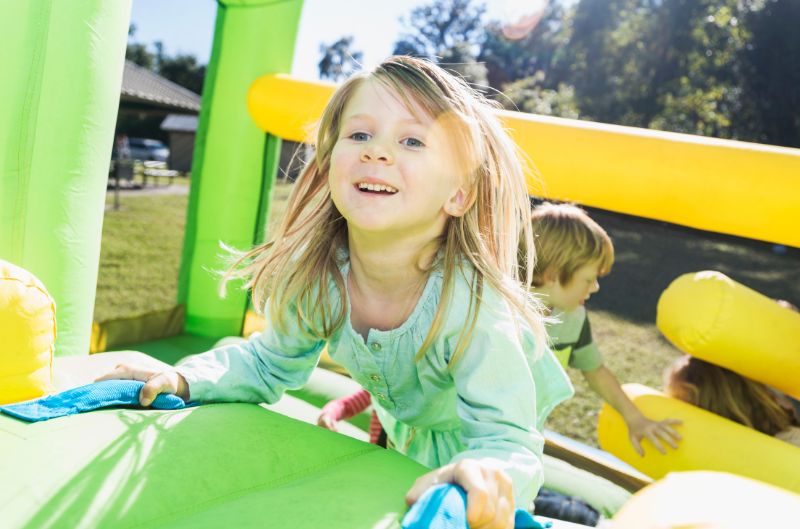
[612,471,800,528]
[247,74,800,248]
[0,260,56,404]
[657,271,800,400]
[597,384,800,494]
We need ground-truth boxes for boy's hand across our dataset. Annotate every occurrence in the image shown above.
[317,411,339,432]
[405,460,514,529]
[627,414,682,456]
[95,364,190,406]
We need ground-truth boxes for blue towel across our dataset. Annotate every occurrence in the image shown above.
[402,484,553,529]
[0,380,186,422]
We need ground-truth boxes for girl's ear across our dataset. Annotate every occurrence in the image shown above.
[443,187,469,217]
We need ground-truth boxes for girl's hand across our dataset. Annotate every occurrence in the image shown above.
[405,460,515,529]
[317,411,339,432]
[95,364,190,406]
[627,414,682,456]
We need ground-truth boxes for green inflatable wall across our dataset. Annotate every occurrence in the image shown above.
[0,1,131,356]
[178,0,304,338]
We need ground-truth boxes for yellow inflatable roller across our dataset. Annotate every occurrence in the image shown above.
[597,384,800,494]
[247,75,800,248]
[657,271,800,400]
[0,260,56,404]
[612,471,800,528]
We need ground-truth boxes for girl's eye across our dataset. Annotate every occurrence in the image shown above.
[401,137,425,148]
[349,132,370,142]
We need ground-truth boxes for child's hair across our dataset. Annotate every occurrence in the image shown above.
[664,355,799,436]
[224,56,544,364]
[525,203,614,287]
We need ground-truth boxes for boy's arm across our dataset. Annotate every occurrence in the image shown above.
[582,365,681,456]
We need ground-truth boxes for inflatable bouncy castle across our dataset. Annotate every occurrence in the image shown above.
[1,1,799,528]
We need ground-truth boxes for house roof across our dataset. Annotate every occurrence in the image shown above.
[161,114,199,132]
[121,60,202,112]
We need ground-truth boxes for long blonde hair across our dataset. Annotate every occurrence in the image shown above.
[224,56,545,363]
[665,355,798,435]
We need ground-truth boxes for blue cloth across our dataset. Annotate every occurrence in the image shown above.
[401,484,553,529]
[0,380,186,422]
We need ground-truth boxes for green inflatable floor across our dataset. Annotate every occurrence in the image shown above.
[0,403,426,528]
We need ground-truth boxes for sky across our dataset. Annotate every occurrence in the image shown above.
[130,0,549,81]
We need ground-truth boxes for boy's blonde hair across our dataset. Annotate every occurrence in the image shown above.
[224,56,544,364]
[527,203,614,287]
[665,355,798,436]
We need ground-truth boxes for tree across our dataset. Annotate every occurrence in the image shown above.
[479,2,572,90]
[318,36,364,81]
[740,0,800,147]
[159,54,206,95]
[392,0,488,85]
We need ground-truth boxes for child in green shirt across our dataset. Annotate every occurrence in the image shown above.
[528,203,682,456]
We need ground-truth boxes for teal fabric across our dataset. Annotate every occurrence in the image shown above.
[402,484,552,529]
[0,381,185,422]
[176,260,574,507]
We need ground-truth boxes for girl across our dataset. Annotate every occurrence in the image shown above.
[664,355,800,447]
[99,56,573,528]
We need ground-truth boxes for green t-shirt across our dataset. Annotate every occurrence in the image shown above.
[547,306,603,372]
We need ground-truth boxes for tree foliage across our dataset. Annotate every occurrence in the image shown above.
[318,36,364,81]
[472,0,800,147]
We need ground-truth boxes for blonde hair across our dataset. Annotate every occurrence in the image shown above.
[224,56,545,363]
[664,355,798,436]
[526,203,614,287]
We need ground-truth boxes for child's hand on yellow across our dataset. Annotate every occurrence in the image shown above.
[627,414,682,456]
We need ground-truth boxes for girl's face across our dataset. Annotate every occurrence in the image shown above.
[544,262,601,312]
[328,80,466,239]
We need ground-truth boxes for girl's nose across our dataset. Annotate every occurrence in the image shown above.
[360,142,393,164]
[590,280,600,294]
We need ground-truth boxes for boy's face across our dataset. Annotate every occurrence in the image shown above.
[544,262,601,311]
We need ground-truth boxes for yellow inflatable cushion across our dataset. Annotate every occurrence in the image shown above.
[657,271,800,400]
[598,384,800,494]
[612,471,800,528]
[0,260,55,404]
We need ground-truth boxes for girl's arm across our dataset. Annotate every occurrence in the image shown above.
[175,316,326,404]
[99,300,326,406]
[445,315,550,510]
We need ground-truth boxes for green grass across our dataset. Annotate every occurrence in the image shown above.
[94,193,188,321]
[95,180,800,446]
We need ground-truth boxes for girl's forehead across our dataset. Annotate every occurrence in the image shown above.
[342,79,434,124]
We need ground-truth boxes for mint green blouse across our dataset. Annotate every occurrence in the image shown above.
[176,261,573,506]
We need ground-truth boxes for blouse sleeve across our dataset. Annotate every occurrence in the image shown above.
[445,300,549,508]
[175,301,326,404]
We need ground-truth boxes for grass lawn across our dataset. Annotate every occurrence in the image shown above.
[95,179,800,446]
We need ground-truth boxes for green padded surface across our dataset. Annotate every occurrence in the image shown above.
[0,403,425,528]
[109,334,221,366]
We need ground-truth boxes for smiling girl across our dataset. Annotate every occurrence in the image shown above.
[98,56,573,529]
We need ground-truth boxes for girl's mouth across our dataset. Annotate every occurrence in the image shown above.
[356,182,398,195]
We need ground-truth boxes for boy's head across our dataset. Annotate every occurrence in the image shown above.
[527,203,614,310]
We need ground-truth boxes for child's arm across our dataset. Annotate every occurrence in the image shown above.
[423,312,553,525]
[98,301,325,406]
[582,365,682,455]
[318,389,371,431]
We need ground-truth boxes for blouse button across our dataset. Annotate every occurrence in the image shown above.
[376,392,387,400]
[370,342,382,352]
[370,374,381,382]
